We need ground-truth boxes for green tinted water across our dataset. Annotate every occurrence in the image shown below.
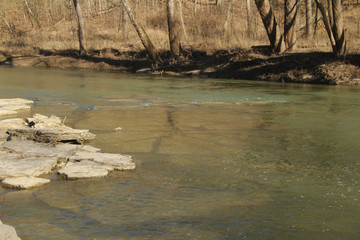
[0,67,359,239]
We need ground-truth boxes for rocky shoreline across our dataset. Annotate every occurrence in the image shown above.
[1,49,360,85]
[0,98,137,239]
[0,98,136,188]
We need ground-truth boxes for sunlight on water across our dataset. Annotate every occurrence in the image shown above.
[0,66,360,239]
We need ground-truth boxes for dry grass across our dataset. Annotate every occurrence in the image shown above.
[0,0,359,55]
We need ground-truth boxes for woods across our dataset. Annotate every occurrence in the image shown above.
[0,0,357,62]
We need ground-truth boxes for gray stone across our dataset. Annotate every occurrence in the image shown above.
[58,160,112,179]
[0,220,21,240]
[69,151,136,170]
[2,177,50,189]
[2,140,80,159]
[0,152,58,179]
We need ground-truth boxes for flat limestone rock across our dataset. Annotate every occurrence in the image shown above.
[58,160,112,179]
[0,130,8,144]
[0,98,33,106]
[2,177,50,189]
[0,152,58,179]
[69,151,136,170]
[2,140,80,159]
[0,220,21,240]
[1,114,95,144]
[0,98,33,117]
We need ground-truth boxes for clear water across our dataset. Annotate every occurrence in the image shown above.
[0,66,359,240]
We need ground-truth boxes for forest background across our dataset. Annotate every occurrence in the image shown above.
[0,0,359,84]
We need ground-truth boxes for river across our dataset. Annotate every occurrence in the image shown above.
[0,66,359,239]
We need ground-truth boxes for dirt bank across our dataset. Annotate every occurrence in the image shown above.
[1,48,360,85]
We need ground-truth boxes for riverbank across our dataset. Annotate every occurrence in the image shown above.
[1,48,360,85]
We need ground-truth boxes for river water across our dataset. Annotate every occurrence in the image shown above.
[0,66,359,239]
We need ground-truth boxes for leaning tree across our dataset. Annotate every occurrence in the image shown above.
[120,0,162,65]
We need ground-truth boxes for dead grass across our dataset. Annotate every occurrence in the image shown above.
[0,0,359,56]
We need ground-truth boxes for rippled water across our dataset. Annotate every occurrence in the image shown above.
[0,66,360,239]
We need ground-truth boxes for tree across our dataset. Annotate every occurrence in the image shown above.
[73,0,86,55]
[305,0,313,37]
[167,0,181,58]
[121,0,162,64]
[314,0,346,56]
[254,0,283,53]
[284,0,298,51]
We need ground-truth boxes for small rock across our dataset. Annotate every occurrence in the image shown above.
[136,68,151,74]
[58,160,112,179]
[0,220,21,240]
[2,177,50,189]
[113,127,122,132]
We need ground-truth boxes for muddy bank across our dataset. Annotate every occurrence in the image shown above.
[1,48,360,85]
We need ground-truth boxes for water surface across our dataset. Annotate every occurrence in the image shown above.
[0,66,359,239]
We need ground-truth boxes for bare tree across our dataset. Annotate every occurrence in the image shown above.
[314,0,346,56]
[73,0,86,55]
[224,0,234,41]
[305,0,313,37]
[246,0,252,36]
[284,0,298,51]
[121,0,162,64]
[254,0,283,53]
[167,0,181,58]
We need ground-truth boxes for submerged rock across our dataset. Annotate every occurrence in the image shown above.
[2,177,50,189]
[58,152,135,179]
[0,220,21,240]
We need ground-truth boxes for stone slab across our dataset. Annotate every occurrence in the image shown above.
[57,160,112,179]
[69,151,136,170]
[0,98,33,117]
[0,220,21,240]
[2,177,50,189]
[1,114,95,144]
[2,140,80,159]
[0,152,58,179]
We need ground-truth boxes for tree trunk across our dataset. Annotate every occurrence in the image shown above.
[167,0,181,58]
[224,0,234,40]
[121,0,162,64]
[284,0,298,51]
[178,0,188,40]
[246,0,252,36]
[73,0,86,55]
[314,0,346,56]
[254,0,283,53]
[328,0,333,27]
[331,0,346,56]
[305,0,313,37]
